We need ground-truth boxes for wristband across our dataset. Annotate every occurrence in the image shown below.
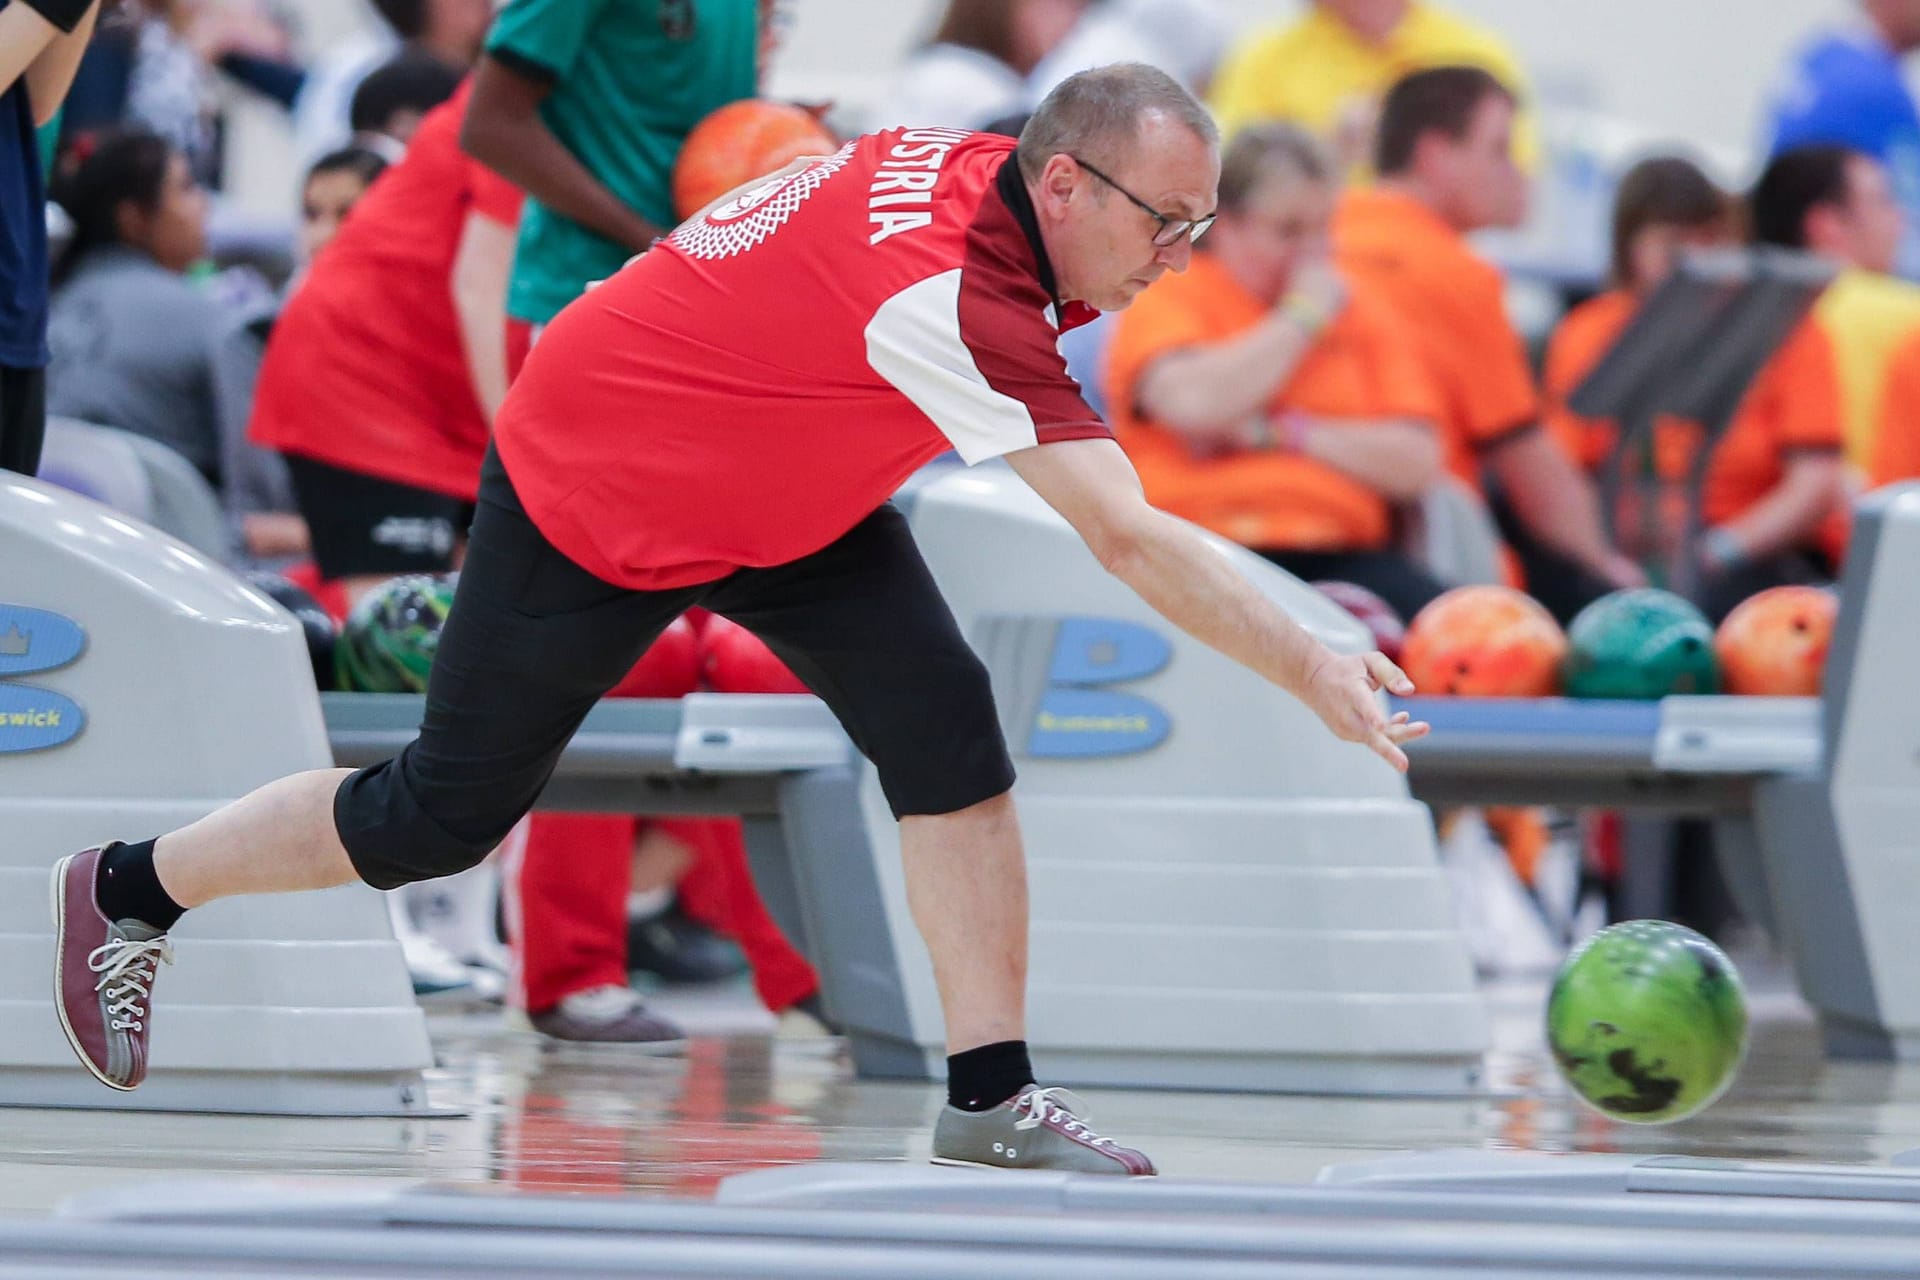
[20,0,93,34]
[1698,526,1748,571]
[1279,291,1332,336]
[1274,410,1310,454]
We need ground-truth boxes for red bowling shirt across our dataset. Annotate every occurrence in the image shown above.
[493,128,1111,590]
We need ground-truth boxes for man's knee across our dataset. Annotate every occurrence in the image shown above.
[873,649,1017,819]
[333,757,520,890]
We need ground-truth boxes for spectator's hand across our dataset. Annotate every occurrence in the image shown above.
[1297,646,1427,772]
[1279,255,1347,334]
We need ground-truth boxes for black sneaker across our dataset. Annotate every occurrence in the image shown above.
[627,902,747,984]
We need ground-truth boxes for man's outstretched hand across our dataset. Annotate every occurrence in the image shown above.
[1298,649,1430,772]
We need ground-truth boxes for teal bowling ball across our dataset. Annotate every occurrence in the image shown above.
[1563,588,1718,700]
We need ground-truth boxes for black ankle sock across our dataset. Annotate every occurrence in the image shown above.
[95,840,186,931]
[947,1039,1033,1111]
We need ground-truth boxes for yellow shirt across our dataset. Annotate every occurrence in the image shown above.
[1811,267,1920,469]
[1208,2,1538,169]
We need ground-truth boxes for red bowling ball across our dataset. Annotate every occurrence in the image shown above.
[608,615,704,698]
[1311,580,1407,662]
[704,616,809,694]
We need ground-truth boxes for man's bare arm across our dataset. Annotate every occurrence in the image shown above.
[1004,437,1427,770]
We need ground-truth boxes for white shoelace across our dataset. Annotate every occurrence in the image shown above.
[1013,1086,1117,1147]
[88,936,174,1033]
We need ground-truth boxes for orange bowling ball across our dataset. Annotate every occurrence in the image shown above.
[672,100,837,219]
[1714,585,1837,696]
[1402,585,1567,697]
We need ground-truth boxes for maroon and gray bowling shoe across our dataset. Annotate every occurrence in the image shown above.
[50,845,173,1091]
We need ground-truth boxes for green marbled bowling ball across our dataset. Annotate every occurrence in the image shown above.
[334,574,457,694]
[1546,919,1748,1123]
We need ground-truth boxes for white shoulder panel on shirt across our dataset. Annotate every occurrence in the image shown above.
[864,268,1040,465]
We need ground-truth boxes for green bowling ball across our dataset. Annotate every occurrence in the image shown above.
[1563,588,1718,699]
[335,574,458,694]
[1546,920,1749,1124]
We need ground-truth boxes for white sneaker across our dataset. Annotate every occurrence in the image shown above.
[390,894,502,1006]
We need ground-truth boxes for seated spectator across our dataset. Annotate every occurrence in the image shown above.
[1764,0,1920,278]
[875,0,1089,131]
[1334,66,1638,623]
[1105,123,1447,619]
[212,146,391,567]
[1545,154,1849,621]
[46,128,229,485]
[1210,0,1535,182]
[1751,145,1920,474]
[1542,156,1734,564]
[348,48,463,159]
[294,146,388,267]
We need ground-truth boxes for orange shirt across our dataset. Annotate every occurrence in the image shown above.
[1870,326,1920,487]
[1104,251,1441,551]
[1544,288,1846,553]
[1331,187,1539,490]
[1542,289,1637,471]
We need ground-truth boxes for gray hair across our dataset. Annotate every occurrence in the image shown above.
[1016,62,1220,181]
[1217,123,1333,212]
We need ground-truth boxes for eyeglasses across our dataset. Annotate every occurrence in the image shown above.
[1071,156,1216,247]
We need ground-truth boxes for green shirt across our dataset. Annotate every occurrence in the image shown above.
[487,0,759,325]
[36,108,61,183]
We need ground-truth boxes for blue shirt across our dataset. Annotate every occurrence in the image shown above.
[1767,28,1920,278]
[0,75,50,368]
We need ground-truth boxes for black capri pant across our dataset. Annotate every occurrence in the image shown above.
[335,447,1015,890]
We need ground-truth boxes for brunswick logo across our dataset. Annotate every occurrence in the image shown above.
[976,616,1172,760]
[0,604,88,754]
[0,683,84,754]
[0,604,86,677]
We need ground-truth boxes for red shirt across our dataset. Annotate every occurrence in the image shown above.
[493,128,1110,591]
[249,82,524,500]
